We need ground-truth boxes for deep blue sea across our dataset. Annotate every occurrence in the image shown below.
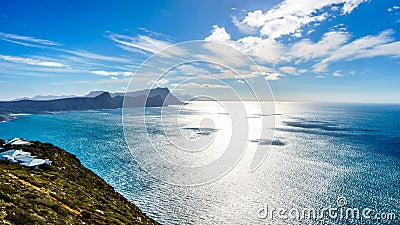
[1,102,399,224]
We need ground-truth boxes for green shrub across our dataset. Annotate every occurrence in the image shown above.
[5,208,41,224]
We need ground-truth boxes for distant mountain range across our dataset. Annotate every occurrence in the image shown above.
[13,89,193,102]
[0,87,183,114]
[14,94,78,101]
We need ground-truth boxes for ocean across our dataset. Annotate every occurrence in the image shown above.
[1,102,399,224]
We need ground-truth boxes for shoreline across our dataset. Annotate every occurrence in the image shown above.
[0,139,159,224]
[0,114,19,123]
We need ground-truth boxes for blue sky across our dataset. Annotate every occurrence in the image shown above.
[0,0,400,102]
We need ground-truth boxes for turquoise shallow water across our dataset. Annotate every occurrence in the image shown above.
[0,102,399,224]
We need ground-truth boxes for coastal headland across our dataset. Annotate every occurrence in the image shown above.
[0,139,159,224]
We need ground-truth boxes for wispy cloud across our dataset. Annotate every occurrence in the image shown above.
[0,31,145,82]
[61,50,132,63]
[231,16,256,34]
[0,32,61,47]
[147,78,169,87]
[107,33,172,54]
[279,66,298,75]
[72,77,132,85]
[0,61,85,77]
[291,31,350,62]
[2,38,44,48]
[299,69,308,74]
[0,55,67,67]
[353,40,400,59]
[173,82,229,89]
[91,70,133,76]
[333,70,344,77]
[1,32,133,66]
[313,30,396,72]
[176,64,213,77]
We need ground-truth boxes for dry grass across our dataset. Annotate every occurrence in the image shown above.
[0,140,159,225]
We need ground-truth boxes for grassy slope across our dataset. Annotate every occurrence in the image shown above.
[0,139,159,225]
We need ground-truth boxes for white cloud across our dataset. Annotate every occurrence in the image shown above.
[388,5,400,12]
[2,39,43,47]
[0,55,66,67]
[299,69,308,73]
[355,41,400,59]
[110,76,118,80]
[291,31,350,61]
[242,10,267,27]
[236,79,245,83]
[236,36,286,63]
[108,33,172,54]
[315,75,326,79]
[259,13,328,40]
[146,78,170,87]
[91,70,133,76]
[232,16,256,34]
[0,32,134,75]
[205,25,231,43]
[264,72,283,80]
[108,33,188,62]
[37,62,66,67]
[154,78,169,86]
[333,70,344,76]
[307,29,315,35]
[122,72,134,76]
[177,64,212,76]
[91,70,120,76]
[73,77,131,85]
[250,65,274,73]
[202,0,381,73]
[342,0,368,14]
[196,42,250,68]
[62,50,131,63]
[237,0,367,40]
[0,32,61,46]
[137,27,166,37]
[238,65,276,79]
[239,71,265,79]
[313,30,395,72]
[177,82,229,89]
[279,66,298,75]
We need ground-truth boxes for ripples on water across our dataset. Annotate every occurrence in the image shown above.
[0,102,399,224]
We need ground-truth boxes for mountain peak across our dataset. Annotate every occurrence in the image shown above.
[85,91,106,98]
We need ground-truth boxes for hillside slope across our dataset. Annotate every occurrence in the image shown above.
[0,139,159,225]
